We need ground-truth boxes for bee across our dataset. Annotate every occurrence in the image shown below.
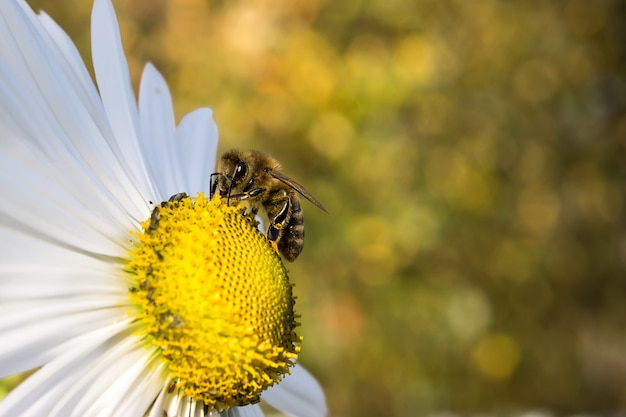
[210,149,327,261]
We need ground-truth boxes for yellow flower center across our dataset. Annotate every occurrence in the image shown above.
[125,193,300,411]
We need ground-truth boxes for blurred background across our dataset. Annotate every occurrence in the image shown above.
[19,0,626,415]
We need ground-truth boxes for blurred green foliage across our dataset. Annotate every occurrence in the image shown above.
[24,0,626,416]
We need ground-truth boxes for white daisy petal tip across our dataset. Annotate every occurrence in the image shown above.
[175,107,220,194]
[262,364,328,417]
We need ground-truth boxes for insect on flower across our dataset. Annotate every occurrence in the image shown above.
[211,149,327,261]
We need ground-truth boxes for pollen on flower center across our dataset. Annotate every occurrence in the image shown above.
[125,193,300,411]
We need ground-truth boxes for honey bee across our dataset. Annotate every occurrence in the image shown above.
[210,149,327,261]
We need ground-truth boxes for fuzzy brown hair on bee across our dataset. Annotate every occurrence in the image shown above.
[210,149,327,261]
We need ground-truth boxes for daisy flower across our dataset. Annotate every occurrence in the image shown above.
[0,0,327,416]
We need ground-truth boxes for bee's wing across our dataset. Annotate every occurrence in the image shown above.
[269,171,328,213]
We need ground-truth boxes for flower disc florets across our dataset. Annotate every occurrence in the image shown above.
[125,193,300,411]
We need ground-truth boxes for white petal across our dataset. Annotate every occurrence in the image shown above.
[36,11,101,112]
[1,297,123,329]
[0,320,132,416]
[0,226,121,269]
[147,386,168,417]
[138,63,219,199]
[0,307,129,378]
[91,0,154,201]
[110,361,166,417]
[0,267,124,301]
[165,391,183,417]
[53,336,158,417]
[138,63,180,199]
[0,155,131,255]
[262,365,327,417]
[228,404,264,417]
[175,108,219,194]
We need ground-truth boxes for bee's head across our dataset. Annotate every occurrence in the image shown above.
[218,150,250,195]
[211,149,282,203]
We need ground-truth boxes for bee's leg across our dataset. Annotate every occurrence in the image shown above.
[224,193,259,217]
[244,204,259,219]
[227,193,249,202]
[209,173,219,198]
[248,187,266,197]
[265,193,291,251]
[267,224,281,252]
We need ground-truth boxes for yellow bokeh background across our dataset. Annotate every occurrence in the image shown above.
[6,0,626,416]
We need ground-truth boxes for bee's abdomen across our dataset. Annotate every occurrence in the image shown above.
[278,195,304,262]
